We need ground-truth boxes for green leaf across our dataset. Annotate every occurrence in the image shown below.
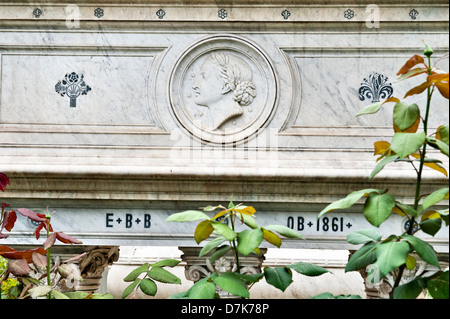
[122,278,140,299]
[420,218,442,236]
[421,188,449,210]
[209,245,231,264]
[194,219,214,244]
[427,136,450,156]
[373,241,411,279]
[152,259,181,268]
[188,279,217,299]
[395,202,419,218]
[29,285,52,298]
[202,205,223,212]
[165,210,210,223]
[199,236,227,258]
[264,267,293,292]
[139,278,158,296]
[402,235,440,268]
[263,225,304,239]
[237,229,264,256]
[370,155,400,179]
[427,271,449,299]
[345,241,377,272]
[286,262,330,277]
[438,209,449,226]
[212,222,237,241]
[212,272,250,298]
[51,290,71,299]
[437,125,449,145]
[90,293,115,299]
[63,291,93,299]
[168,290,189,299]
[393,277,427,299]
[356,101,383,116]
[236,272,265,285]
[390,132,426,158]
[363,193,396,227]
[241,213,258,229]
[318,189,383,217]
[347,228,382,245]
[147,266,181,284]
[311,292,362,299]
[393,102,420,131]
[123,263,149,282]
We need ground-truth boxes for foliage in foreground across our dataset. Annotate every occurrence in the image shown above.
[123,200,336,299]
[319,42,449,299]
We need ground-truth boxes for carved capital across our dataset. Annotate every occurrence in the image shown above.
[180,246,266,298]
[180,246,266,281]
[354,251,449,299]
[76,246,120,293]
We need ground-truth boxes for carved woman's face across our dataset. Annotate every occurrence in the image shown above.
[192,57,227,107]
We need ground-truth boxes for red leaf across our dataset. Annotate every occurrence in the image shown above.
[436,81,449,99]
[34,222,45,240]
[8,258,31,276]
[32,252,48,272]
[43,232,57,250]
[0,232,9,239]
[17,208,47,223]
[0,245,47,263]
[2,202,10,212]
[404,80,433,98]
[56,232,82,245]
[1,210,17,232]
[397,55,425,75]
[0,173,10,192]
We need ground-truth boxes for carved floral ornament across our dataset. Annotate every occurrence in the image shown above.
[169,35,278,144]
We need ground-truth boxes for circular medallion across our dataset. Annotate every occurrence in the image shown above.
[169,35,277,144]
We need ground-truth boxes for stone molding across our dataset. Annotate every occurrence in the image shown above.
[1,1,448,25]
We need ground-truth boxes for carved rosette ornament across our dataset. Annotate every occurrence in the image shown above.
[180,246,266,298]
[169,35,277,144]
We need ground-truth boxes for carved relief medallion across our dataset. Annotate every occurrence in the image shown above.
[169,35,277,144]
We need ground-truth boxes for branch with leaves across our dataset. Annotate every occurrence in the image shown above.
[318,42,449,299]
[160,200,332,299]
[1,174,112,299]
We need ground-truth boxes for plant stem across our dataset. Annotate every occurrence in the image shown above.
[46,218,52,299]
[229,212,241,274]
[391,55,434,299]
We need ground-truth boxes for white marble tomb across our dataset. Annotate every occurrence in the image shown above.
[0,0,449,298]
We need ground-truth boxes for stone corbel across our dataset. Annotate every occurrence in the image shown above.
[75,246,120,293]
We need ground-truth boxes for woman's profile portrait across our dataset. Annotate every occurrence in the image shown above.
[192,52,257,131]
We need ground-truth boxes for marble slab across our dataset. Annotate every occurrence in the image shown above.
[5,204,449,253]
[0,1,448,250]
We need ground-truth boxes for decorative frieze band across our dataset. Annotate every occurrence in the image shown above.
[1,3,448,24]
